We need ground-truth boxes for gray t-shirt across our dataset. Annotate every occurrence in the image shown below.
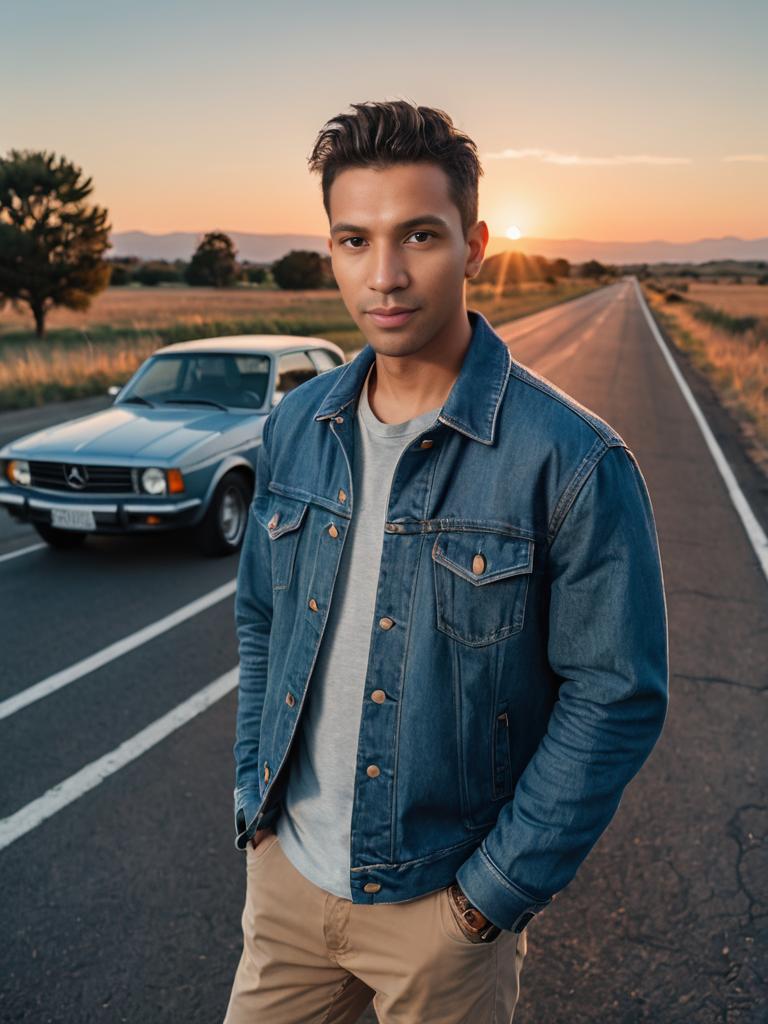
[275,365,441,899]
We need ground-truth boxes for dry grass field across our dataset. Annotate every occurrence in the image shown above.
[0,279,600,410]
[670,281,768,317]
[0,286,346,335]
[642,280,768,476]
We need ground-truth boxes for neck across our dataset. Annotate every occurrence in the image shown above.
[366,304,473,424]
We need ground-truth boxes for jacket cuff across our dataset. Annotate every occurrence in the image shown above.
[455,840,552,932]
[233,786,282,851]
[233,785,261,851]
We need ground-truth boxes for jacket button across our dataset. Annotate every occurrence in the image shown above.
[308,597,319,612]
[363,882,381,893]
[285,692,295,707]
[378,616,395,630]
[472,553,486,575]
[335,415,344,424]
[366,765,380,778]
[268,513,280,529]
[371,689,386,704]
[419,438,433,449]
[328,523,339,538]
[338,488,347,503]
[263,761,270,783]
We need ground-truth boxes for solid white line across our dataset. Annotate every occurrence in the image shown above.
[0,668,238,852]
[0,542,46,564]
[0,578,237,721]
[633,276,768,581]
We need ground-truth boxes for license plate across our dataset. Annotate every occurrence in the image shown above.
[50,507,96,531]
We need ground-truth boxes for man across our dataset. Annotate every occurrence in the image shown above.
[223,100,669,1024]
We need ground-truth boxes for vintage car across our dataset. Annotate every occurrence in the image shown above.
[0,334,345,556]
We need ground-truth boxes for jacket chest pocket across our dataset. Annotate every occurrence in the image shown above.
[431,531,534,646]
[252,493,309,590]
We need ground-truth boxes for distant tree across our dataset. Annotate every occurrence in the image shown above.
[551,258,571,278]
[185,231,239,287]
[107,261,134,286]
[272,249,326,289]
[474,251,523,287]
[134,260,184,286]
[581,259,607,279]
[0,148,111,337]
[242,263,267,284]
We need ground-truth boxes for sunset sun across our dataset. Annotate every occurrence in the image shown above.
[505,225,522,239]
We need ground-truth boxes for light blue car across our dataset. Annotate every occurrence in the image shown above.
[0,334,345,555]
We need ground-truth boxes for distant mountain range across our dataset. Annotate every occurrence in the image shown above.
[108,230,768,266]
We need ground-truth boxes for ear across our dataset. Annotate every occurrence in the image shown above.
[465,220,489,279]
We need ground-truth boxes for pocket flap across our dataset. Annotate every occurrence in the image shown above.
[251,493,309,538]
[432,531,533,585]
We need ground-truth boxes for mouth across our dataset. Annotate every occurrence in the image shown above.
[366,307,421,327]
[366,307,418,329]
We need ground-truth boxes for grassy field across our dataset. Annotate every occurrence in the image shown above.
[641,279,768,476]
[0,279,601,410]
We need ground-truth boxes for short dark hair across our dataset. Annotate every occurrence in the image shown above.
[307,100,483,240]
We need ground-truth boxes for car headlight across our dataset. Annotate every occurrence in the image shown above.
[7,459,31,486]
[141,467,167,495]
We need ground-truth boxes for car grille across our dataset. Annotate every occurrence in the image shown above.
[29,461,136,493]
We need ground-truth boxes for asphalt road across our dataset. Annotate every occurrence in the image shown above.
[1,279,766,1023]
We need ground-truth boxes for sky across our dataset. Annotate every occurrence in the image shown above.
[3,0,767,243]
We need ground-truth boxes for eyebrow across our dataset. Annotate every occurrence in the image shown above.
[330,214,449,236]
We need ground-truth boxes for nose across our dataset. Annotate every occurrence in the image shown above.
[367,241,410,294]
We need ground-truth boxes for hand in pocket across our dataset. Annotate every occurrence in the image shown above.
[250,826,274,850]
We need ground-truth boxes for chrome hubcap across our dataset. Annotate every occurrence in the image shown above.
[219,486,246,545]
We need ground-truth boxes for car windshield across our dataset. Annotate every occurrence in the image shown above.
[118,353,270,410]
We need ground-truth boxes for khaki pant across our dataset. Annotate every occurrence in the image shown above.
[223,830,527,1024]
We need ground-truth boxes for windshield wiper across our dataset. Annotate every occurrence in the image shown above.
[121,395,155,407]
[162,398,230,411]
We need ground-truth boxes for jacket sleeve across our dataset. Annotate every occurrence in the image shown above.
[232,407,277,849]
[455,442,670,931]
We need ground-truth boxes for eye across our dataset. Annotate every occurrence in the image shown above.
[407,231,434,243]
[340,236,366,248]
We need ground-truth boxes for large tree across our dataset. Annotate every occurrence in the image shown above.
[271,249,326,290]
[185,231,239,287]
[0,149,111,337]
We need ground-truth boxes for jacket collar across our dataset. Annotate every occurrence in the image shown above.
[313,309,511,445]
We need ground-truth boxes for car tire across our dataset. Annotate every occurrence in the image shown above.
[193,472,251,557]
[33,523,88,549]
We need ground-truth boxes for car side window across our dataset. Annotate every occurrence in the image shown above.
[308,349,343,373]
[274,352,317,399]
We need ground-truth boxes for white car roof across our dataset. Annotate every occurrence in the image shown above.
[156,334,345,357]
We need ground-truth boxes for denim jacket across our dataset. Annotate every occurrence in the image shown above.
[232,308,669,933]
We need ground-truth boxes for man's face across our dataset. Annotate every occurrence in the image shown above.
[326,162,487,356]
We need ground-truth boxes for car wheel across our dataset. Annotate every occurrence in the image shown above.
[33,523,88,549]
[194,472,251,557]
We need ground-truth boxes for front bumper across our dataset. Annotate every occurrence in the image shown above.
[0,486,203,533]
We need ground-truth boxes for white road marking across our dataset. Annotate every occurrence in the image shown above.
[0,542,46,564]
[0,668,238,852]
[0,578,237,721]
[633,276,768,580]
